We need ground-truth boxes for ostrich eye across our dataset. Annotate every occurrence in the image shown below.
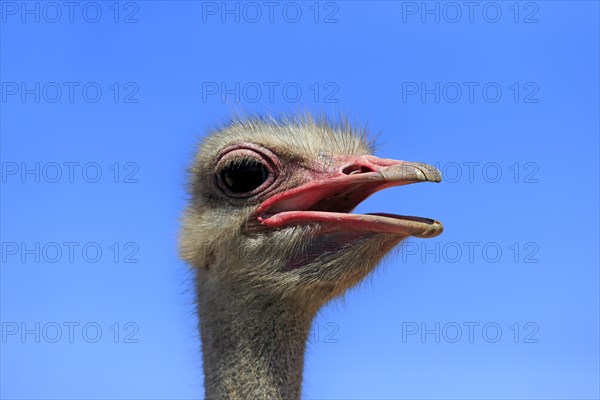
[220,160,269,194]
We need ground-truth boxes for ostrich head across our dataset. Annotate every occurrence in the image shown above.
[180,116,443,398]
[180,116,442,309]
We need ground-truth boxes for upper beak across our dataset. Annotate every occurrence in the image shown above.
[256,155,443,238]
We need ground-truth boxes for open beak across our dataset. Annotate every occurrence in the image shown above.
[256,155,443,238]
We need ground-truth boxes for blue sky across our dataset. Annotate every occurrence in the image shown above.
[1,1,598,399]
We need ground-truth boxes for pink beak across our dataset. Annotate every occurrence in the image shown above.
[257,155,443,239]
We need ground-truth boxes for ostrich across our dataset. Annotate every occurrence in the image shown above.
[180,116,443,399]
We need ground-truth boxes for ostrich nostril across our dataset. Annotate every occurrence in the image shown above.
[342,164,376,175]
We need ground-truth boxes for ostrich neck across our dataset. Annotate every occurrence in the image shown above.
[197,280,317,399]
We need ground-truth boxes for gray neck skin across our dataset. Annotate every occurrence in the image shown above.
[197,283,317,400]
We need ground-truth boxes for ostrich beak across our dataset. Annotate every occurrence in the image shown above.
[257,155,443,238]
